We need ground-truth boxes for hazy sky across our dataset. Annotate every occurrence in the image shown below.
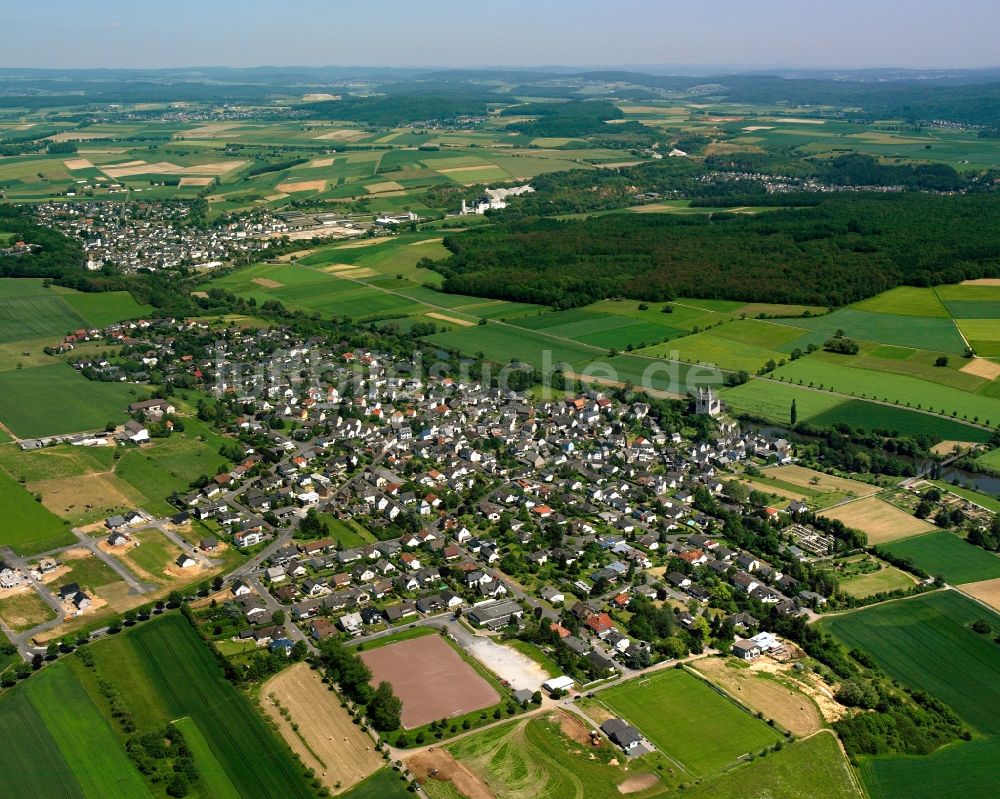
[4,0,998,70]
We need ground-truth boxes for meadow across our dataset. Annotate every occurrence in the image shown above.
[0,468,76,554]
[340,768,413,799]
[881,531,1000,585]
[596,668,783,779]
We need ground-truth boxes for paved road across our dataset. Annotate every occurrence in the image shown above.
[71,530,156,593]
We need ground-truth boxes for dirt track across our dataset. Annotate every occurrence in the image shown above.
[407,748,496,799]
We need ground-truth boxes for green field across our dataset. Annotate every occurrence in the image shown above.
[861,736,1000,799]
[319,515,375,549]
[0,659,152,799]
[824,591,1000,736]
[340,768,413,799]
[0,468,75,554]
[683,732,862,799]
[773,308,967,354]
[771,360,1000,424]
[838,565,917,599]
[808,400,994,441]
[52,289,153,329]
[597,668,783,778]
[447,713,666,799]
[882,531,1000,585]
[0,364,144,438]
[76,613,313,798]
[171,716,242,799]
[720,379,847,423]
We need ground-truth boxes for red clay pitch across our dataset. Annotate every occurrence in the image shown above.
[359,634,500,729]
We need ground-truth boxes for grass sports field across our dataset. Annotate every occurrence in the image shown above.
[73,612,313,798]
[0,468,76,554]
[882,531,1000,584]
[0,364,144,438]
[597,668,782,778]
[824,591,1000,736]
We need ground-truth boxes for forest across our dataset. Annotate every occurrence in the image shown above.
[431,193,1000,307]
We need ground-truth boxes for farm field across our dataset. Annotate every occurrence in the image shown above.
[0,660,152,799]
[0,468,76,554]
[596,668,783,779]
[860,736,1000,799]
[260,662,382,793]
[764,465,878,498]
[771,360,1000,424]
[882,531,1000,584]
[824,591,1000,736]
[720,379,848,424]
[340,768,413,799]
[683,732,862,799]
[444,712,669,799]
[76,612,313,798]
[0,364,145,438]
[359,634,499,729]
[958,577,1000,613]
[807,400,995,441]
[820,496,936,545]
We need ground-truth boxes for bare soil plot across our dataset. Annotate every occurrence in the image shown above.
[261,663,382,794]
[960,358,1000,380]
[619,773,660,794]
[407,747,496,799]
[961,278,1000,286]
[251,277,284,288]
[692,657,824,736]
[276,179,326,193]
[766,465,878,497]
[958,577,1000,612]
[178,177,215,187]
[820,496,936,544]
[359,635,499,729]
[426,312,474,327]
[63,158,94,170]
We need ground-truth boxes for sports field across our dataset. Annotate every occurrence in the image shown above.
[820,497,936,545]
[359,635,499,729]
[597,668,782,778]
[824,591,1000,736]
[0,364,142,438]
[882,531,1000,584]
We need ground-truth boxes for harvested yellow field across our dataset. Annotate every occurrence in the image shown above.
[181,122,240,138]
[276,179,326,193]
[302,93,339,102]
[765,465,878,497]
[29,473,141,519]
[261,663,382,793]
[307,157,336,168]
[102,159,246,178]
[364,181,405,193]
[63,158,94,170]
[426,312,475,327]
[958,577,1000,612]
[742,125,776,131]
[766,117,826,124]
[325,266,377,279]
[961,278,1000,286]
[436,164,499,174]
[960,358,1000,380]
[408,237,443,246]
[820,497,936,544]
[178,177,215,187]
[313,129,367,142]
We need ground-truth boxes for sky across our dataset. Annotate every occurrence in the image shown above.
[3,0,998,71]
